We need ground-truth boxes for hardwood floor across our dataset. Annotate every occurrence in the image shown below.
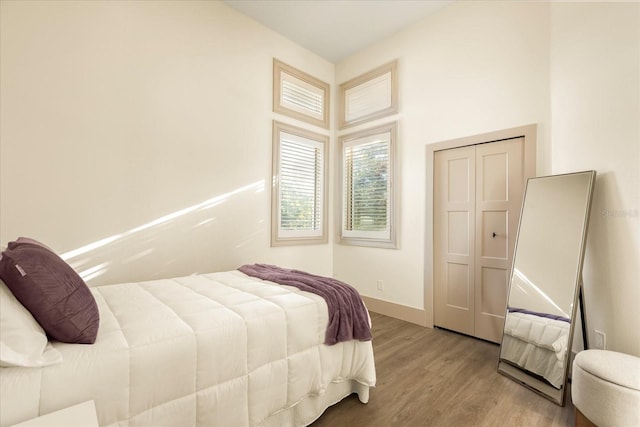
[312,312,574,427]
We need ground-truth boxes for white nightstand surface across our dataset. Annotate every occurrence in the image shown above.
[12,401,98,427]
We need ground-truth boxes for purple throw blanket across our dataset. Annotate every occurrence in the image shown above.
[508,307,571,323]
[238,264,372,345]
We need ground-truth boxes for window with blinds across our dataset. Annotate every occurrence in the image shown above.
[273,59,330,129]
[272,121,328,246]
[339,60,397,129]
[340,122,398,247]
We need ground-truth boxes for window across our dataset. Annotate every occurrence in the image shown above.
[272,121,328,246]
[273,59,330,129]
[339,122,398,248]
[339,60,398,129]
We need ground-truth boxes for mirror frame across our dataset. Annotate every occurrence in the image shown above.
[497,170,596,405]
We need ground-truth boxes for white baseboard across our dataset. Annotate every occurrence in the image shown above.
[361,296,427,327]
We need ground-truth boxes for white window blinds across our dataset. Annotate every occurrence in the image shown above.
[277,130,325,238]
[344,72,392,124]
[339,60,397,129]
[342,131,391,240]
[281,74,324,121]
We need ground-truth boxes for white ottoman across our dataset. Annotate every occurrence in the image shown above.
[572,349,640,427]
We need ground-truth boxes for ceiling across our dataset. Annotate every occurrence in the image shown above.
[223,0,453,63]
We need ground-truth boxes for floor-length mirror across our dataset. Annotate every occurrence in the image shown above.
[497,170,596,405]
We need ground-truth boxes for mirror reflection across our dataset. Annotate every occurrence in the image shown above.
[498,170,596,405]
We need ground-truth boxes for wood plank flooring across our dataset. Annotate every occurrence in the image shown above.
[312,312,574,427]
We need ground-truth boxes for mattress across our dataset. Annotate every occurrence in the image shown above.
[500,311,570,389]
[0,270,376,426]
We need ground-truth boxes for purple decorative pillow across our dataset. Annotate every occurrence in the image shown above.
[8,237,54,251]
[0,238,99,344]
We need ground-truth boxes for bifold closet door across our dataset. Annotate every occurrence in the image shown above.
[434,138,524,343]
[474,139,524,343]
[434,146,476,336]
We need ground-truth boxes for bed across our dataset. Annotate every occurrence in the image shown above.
[499,308,570,389]
[0,239,376,427]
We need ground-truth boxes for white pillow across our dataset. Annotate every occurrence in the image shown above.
[0,278,63,367]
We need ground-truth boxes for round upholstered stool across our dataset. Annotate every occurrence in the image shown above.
[572,349,640,427]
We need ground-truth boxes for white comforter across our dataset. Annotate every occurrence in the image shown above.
[501,311,570,388]
[503,311,569,360]
[0,271,376,426]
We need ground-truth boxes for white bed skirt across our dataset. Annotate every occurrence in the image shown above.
[260,380,370,426]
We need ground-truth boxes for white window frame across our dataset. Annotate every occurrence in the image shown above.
[339,122,398,248]
[272,121,328,246]
[273,59,330,129]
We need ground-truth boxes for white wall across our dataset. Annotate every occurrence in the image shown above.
[2,0,637,356]
[0,1,335,285]
[334,1,551,321]
[550,2,640,356]
[333,0,639,356]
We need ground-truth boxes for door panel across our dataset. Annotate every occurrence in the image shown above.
[479,266,509,316]
[448,211,470,255]
[481,152,509,201]
[434,147,475,336]
[475,138,524,343]
[481,210,508,259]
[447,262,471,309]
[447,157,472,202]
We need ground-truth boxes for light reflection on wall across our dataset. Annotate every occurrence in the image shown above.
[510,268,570,319]
[61,180,265,286]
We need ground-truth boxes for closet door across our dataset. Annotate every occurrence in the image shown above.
[433,146,476,336]
[474,138,524,343]
[434,138,524,342]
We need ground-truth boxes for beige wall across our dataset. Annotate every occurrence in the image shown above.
[2,1,638,356]
[550,2,640,356]
[0,1,335,285]
[334,0,639,356]
[334,0,551,324]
